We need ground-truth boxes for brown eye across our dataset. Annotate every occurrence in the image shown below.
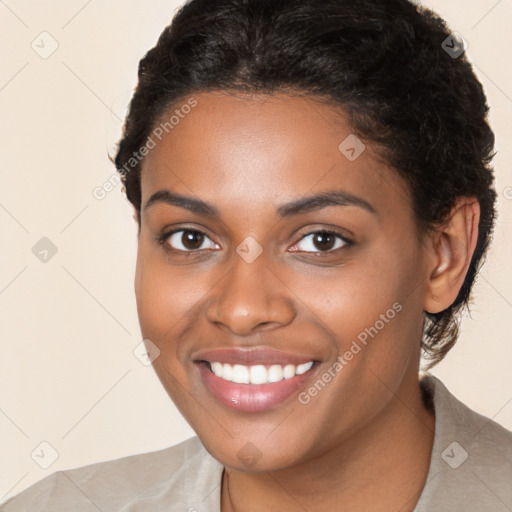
[163,229,219,252]
[292,230,350,253]
[182,231,204,250]
[312,232,336,251]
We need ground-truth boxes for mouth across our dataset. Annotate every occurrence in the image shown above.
[193,349,320,413]
[202,360,314,384]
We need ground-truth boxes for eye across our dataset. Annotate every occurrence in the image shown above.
[290,230,351,253]
[160,229,219,252]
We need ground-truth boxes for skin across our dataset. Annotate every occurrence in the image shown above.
[134,91,480,511]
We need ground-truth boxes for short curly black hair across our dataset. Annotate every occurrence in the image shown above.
[114,0,497,368]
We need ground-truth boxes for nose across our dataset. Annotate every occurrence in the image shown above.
[206,255,296,336]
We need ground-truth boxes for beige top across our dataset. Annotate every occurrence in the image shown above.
[2,375,511,511]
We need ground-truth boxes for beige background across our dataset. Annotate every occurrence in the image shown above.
[1,0,511,502]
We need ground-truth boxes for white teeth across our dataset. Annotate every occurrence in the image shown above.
[206,361,314,384]
[267,364,283,382]
[231,364,249,384]
[211,362,223,377]
[283,364,295,379]
[296,362,313,375]
[222,363,233,381]
[249,365,268,385]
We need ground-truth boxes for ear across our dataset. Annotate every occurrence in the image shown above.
[423,198,480,314]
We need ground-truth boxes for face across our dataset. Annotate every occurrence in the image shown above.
[135,91,431,472]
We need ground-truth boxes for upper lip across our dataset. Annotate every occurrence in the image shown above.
[192,347,318,366]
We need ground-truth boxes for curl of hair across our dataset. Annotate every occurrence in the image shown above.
[114,0,497,368]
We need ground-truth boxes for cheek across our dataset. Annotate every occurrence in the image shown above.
[285,255,402,343]
[134,245,200,345]
[134,247,199,401]
[286,246,418,380]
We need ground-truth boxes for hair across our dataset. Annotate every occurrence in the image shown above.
[114,0,497,369]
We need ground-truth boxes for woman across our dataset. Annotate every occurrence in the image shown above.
[3,0,511,510]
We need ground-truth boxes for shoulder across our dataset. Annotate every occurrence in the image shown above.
[0,436,223,512]
[416,375,512,511]
[421,374,512,461]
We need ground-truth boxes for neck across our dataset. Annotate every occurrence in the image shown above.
[221,372,435,512]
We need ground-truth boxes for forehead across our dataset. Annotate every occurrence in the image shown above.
[140,91,411,219]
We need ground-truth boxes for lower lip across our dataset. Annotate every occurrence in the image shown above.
[197,363,316,413]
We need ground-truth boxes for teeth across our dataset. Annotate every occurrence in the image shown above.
[232,364,249,384]
[211,362,223,377]
[283,364,295,379]
[267,364,283,382]
[206,361,314,384]
[222,363,233,381]
[296,362,312,375]
[250,365,268,385]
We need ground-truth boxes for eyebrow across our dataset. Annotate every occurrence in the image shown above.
[143,189,377,218]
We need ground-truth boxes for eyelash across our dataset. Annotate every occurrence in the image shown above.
[156,227,353,257]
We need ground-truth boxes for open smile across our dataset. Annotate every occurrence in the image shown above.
[193,348,320,413]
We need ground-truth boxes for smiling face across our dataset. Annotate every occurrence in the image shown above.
[135,90,433,472]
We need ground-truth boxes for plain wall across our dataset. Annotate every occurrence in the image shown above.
[1,0,511,501]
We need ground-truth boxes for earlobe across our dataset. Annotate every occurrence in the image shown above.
[424,198,480,314]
